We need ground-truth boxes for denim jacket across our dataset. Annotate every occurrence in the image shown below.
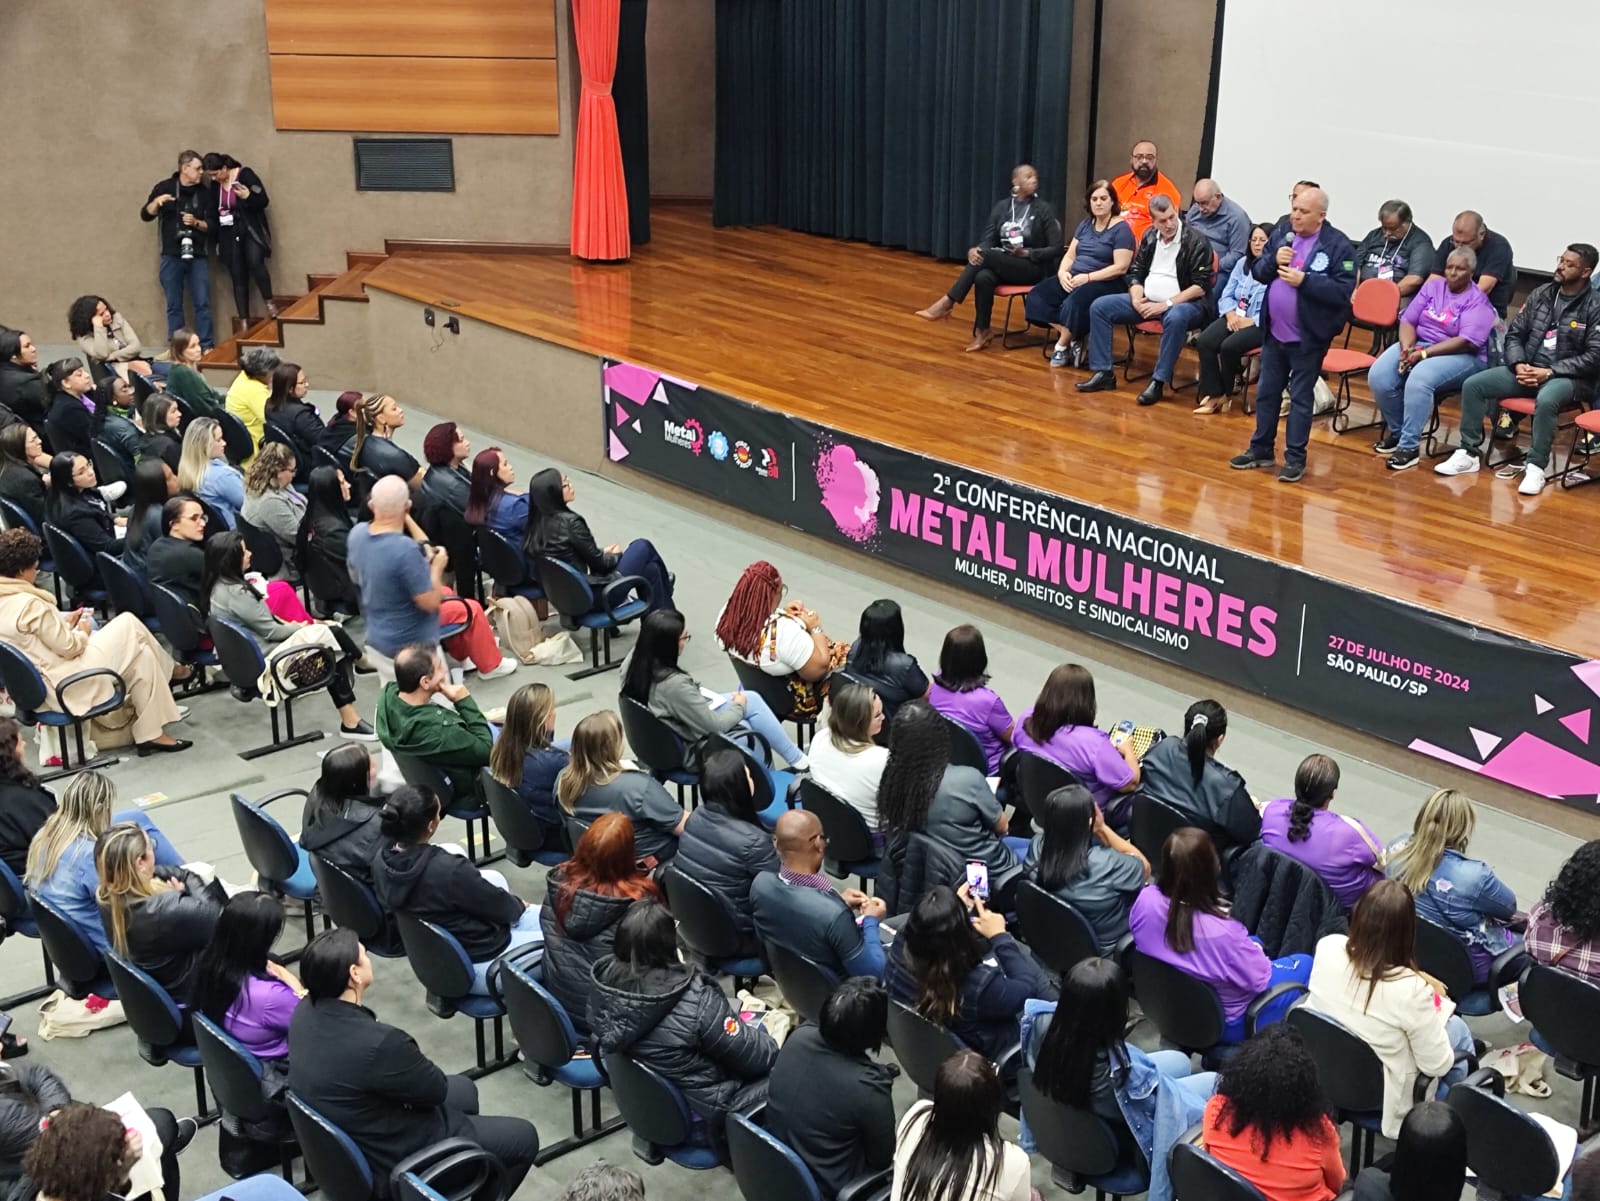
[1386,842,1517,956]
[1020,999,1208,1201]
[33,838,107,952]
[1218,259,1267,322]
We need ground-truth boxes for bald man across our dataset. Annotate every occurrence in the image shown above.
[1187,179,1252,294]
[1110,140,1181,242]
[751,809,887,980]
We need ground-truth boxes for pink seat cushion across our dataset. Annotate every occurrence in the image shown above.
[1577,410,1600,433]
[995,285,1033,297]
[1501,397,1538,416]
[1134,321,1164,334]
[1321,349,1375,373]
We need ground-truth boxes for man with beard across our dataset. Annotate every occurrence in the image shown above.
[1110,140,1181,242]
[141,150,217,350]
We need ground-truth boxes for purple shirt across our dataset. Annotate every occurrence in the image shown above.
[1012,709,1134,810]
[224,973,301,1061]
[928,682,1014,774]
[1260,799,1385,910]
[1402,277,1495,362]
[1129,884,1270,1023]
[1266,232,1320,344]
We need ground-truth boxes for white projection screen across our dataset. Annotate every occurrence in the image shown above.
[1209,0,1596,274]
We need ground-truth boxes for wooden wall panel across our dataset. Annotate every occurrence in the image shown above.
[265,0,556,59]
[269,56,559,135]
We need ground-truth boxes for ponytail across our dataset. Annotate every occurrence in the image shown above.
[1288,753,1339,844]
[1182,699,1226,783]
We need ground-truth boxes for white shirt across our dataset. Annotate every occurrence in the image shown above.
[1143,219,1184,302]
[891,1101,1031,1201]
[715,607,815,676]
[806,726,888,828]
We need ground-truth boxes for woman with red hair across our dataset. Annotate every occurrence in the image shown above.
[714,561,847,717]
[463,447,530,543]
[420,421,472,514]
[538,811,660,1027]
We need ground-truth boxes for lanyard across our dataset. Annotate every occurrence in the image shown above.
[1010,198,1032,228]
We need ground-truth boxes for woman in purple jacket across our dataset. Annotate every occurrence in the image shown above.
[926,624,1014,775]
[191,892,306,1065]
[1260,754,1384,910]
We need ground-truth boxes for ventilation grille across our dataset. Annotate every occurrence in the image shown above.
[353,138,455,192]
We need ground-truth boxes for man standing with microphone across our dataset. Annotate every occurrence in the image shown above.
[1228,187,1355,483]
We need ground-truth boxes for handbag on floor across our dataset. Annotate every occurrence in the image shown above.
[36,989,126,1039]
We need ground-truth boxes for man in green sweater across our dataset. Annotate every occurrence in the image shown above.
[376,642,493,805]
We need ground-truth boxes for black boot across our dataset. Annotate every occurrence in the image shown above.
[1137,381,1165,406]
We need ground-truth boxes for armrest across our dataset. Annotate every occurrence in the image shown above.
[391,1138,506,1201]
[269,646,337,699]
[1244,981,1307,1034]
[601,573,651,616]
[1412,1071,1441,1103]
[725,726,774,767]
[837,1167,894,1201]
[1177,1120,1205,1146]
[256,788,310,809]
[992,1041,1023,1082]
[785,776,803,809]
[1459,1066,1503,1096]
[1491,940,1532,991]
[489,944,544,1003]
[54,666,127,718]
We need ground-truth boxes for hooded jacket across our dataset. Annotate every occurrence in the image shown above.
[674,807,779,942]
[523,469,618,579]
[374,686,493,803]
[587,956,778,1117]
[299,793,385,884]
[370,840,524,962]
[538,870,641,1023]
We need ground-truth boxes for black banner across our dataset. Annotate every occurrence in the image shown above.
[603,359,1600,811]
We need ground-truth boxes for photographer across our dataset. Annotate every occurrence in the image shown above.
[203,152,278,327]
[141,150,216,350]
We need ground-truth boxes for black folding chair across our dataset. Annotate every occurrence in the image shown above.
[207,616,333,758]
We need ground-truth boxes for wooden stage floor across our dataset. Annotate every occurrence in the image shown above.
[363,206,1595,660]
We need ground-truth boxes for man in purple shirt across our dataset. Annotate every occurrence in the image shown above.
[1229,186,1356,483]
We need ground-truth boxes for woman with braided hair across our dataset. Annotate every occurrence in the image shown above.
[1262,754,1384,910]
[1131,698,1259,854]
[714,560,846,718]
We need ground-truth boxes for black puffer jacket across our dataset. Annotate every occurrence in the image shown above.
[0,1062,71,1194]
[1504,281,1600,402]
[587,958,778,1120]
[1229,843,1347,959]
[673,808,779,944]
[538,871,636,1025]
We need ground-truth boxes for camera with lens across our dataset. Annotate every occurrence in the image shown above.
[176,198,197,260]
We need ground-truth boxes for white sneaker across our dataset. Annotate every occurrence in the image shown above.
[479,657,519,680]
[1434,449,1480,476]
[1518,462,1547,495]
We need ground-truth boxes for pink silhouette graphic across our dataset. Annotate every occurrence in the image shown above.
[816,443,881,543]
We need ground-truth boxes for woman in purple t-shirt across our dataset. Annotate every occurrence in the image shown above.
[1012,664,1140,826]
[191,892,306,1068]
[1260,754,1385,910]
[926,625,1015,775]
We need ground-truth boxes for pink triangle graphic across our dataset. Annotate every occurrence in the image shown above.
[602,362,661,405]
[1535,694,1554,715]
[651,382,670,405]
[607,431,629,462]
[1572,661,1600,700]
[612,402,632,428]
[1559,710,1593,744]
[1469,728,1502,759]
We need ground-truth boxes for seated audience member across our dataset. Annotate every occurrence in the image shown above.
[90,375,144,467]
[1136,699,1256,852]
[715,559,845,717]
[343,392,422,487]
[1078,193,1215,407]
[304,465,357,612]
[1194,222,1273,414]
[1435,242,1600,495]
[139,395,184,473]
[288,928,539,1193]
[1306,880,1472,1138]
[1369,247,1495,471]
[370,784,540,995]
[264,360,325,459]
[913,162,1063,353]
[347,476,513,676]
[204,531,375,739]
[1351,1101,1467,1201]
[884,883,1053,1060]
[0,717,53,878]
[1026,784,1147,955]
[488,682,570,846]
[525,466,675,611]
[879,702,1025,903]
[1111,140,1183,242]
[70,295,154,380]
[890,1049,1030,1201]
[622,608,809,770]
[45,452,122,556]
[1187,178,1252,292]
[1355,200,1434,301]
[192,891,305,1065]
[0,329,48,431]
[299,743,385,887]
[1026,958,1213,1191]
[1013,663,1139,828]
[1271,180,1319,230]
[844,598,929,723]
[240,441,306,576]
[807,682,889,828]
[318,390,360,455]
[557,710,685,864]
[20,1101,195,1201]
[377,644,495,802]
[26,770,182,953]
[1260,754,1383,909]
[146,495,208,601]
[1387,788,1519,985]
[178,417,244,527]
[1201,1025,1345,1201]
[752,808,886,979]
[0,529,192,753]
[1129,828,1311,1042]
[43,359,97,459]
[161,328,226,418]
[0,424,49,527]
[420,421,472,513]
[96,821,223,1003]
[1526,839,1600,982]
[1025,179,1135,368]
[540,812,660,1026]
[589,899,778,1135]
[675,748,781,956]
[463,446,532,547]
[926,624,1013,773]
[768,978,897,1199]
[1434,210,1516,319]
[123,459,176,576]
[224,347,279,462]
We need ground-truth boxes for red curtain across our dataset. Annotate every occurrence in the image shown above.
[570,0,632,261]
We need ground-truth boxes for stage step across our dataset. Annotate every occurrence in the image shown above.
[200,261,378,372]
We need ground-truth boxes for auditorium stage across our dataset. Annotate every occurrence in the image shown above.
[359,205,1600,808]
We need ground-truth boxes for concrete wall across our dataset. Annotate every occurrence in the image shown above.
[646,0,716,197]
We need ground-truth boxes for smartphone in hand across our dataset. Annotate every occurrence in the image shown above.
[964,860,990,903]
[1109,719,1136,748]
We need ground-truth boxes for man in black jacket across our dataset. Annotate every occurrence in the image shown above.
[1078,193,1216,406]
[287,929,538,1198]
[141,150,216,350]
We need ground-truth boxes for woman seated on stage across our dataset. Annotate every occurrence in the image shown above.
[45,452,123,557]
[525,466,674,610]
[914,163,1063,353]
[926,624,1014,774]
[557,710,686,866]
[0,424,50,528]
[1025,179,1135,369]
[1135,699,1257,855]
[844,598,928,724]
[343,393,422,488]
[463,447,531,545]
[1261,754,1384,909]
[1194,222,1274,414]
[177,417,244,528]
[139,395,184,473]
[488,682,570,846]
[715,560,846,718]
[0,529,192,754]
[1013,663,1139,829]
[420,421,472,514]
[161,328,226,419]
[240,441,306,579]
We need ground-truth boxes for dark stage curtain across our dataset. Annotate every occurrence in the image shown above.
[616,0,651,245]
[712,0,1073,262]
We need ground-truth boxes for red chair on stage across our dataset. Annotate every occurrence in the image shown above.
[996,285,1046,350]
[1487,393,1585,475]
[1120,251,1219,393]
[1561,409,1600,489]
[1324,278,1400,433]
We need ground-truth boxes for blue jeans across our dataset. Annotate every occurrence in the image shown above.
[1146,1048,1220,1108]
[157,255,213,348]
[1221,953,1313,1042]
[1436,1014,1477,1093]
[615,538,673,612]
[720,690,803,766]
[114,809,183,868]
[1087,293,1207,382]
[469,891,543,995]
[1248,336,1328,468]
[1024,276,1125,341]
[1002,835,1032,859]
[1368,344,1480,452]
